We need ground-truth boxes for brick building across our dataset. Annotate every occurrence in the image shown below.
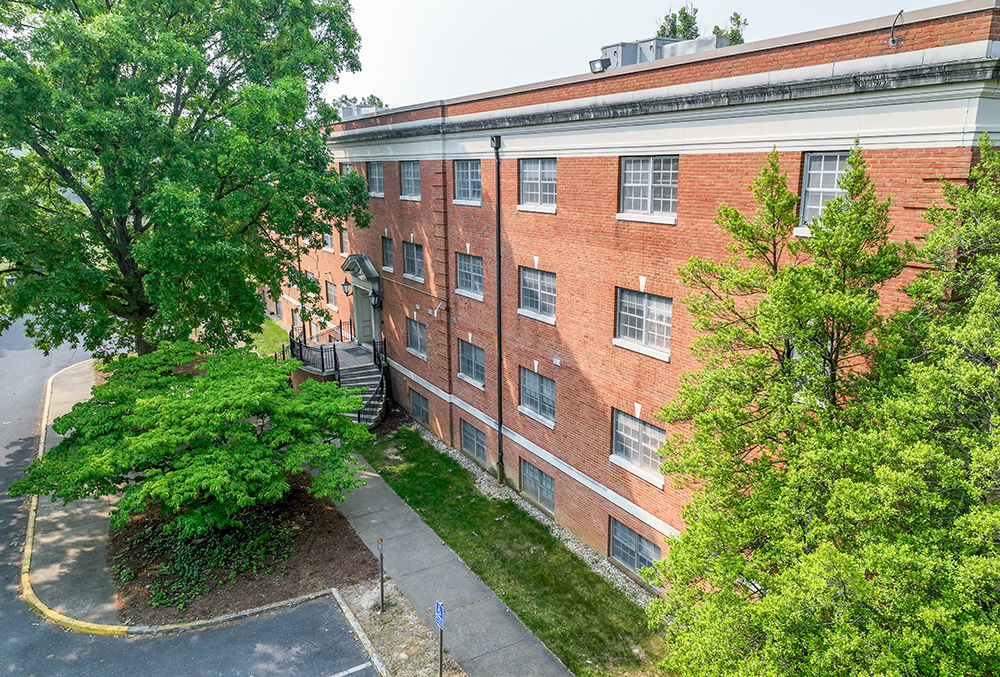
[273,0,1000,578]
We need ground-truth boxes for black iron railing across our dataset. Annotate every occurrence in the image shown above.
[288,327,340,376]
[357,368,387,425]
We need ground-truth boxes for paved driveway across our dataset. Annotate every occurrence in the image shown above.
[0,321,377,677]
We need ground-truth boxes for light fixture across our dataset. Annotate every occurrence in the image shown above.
[589,57,612,74]
[490,135,502,150]
[341,277,353,296]
[368,288,381,309]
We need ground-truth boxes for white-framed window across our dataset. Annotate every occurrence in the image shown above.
[461,420,487,463]
[291,308,302,327]
[609,517,661,575]
[519,267,556,322]
[382,237,394,271]
[322,230,334,249]
[340,162,353,175]
[325,280,338,311]
[457,253,484,299]
[403,241,424,282]
[612,409,666,474]
[519,159,556,208]
[620,156,678,218]
[797,152,848,236]
[406,318,427,359]
[615,288,672,359]
[367,161,384,196]
[400,161,421,199]
[410,389,429,425]
[340,229,348,255]
[455,160,482,202]
[520,367,555,423]
[520,459,555,511]
[459,339,485,385]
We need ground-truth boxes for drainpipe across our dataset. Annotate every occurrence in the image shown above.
[491,135,505,486]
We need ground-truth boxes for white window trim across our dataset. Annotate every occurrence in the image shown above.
[453,198,482,207]
[609,453,665,489]
[369,191,385,198]
[616,212,676,226]
[517,404,555,430]
[340,252,349,259]
[517,307,556,325]
[321,245,336,253]
[399,195,421,202]
[457,372,485,391]
[406,346,427,361]
[612,337,670,362]
[382,265,395,273]
[455,288,484,302]
[516,203,557,215]
[402,273,425,284]
[793,225,812,238]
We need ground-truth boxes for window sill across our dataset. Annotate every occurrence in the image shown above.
[517,307,556,326]
[453,198,482,207]
[403,273,425,284]
[326,303,338,311]
[609,454,664,489]
[517,203,557,215]
[369,192,384,198]
[406,347,427,361]
[456,288,484,302]
[400,195,421,202]
[340,253,349,258]
[612,337,670,362]
[616,212,677,226]
[457,372,485,391]
[517,405,555,429]
[321,246,336,253]
[793,225,812,237]
[382,266,394,274]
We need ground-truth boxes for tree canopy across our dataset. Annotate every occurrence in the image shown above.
[0,0,372,356]
[9,341,372,536]
[657,5,747,45]
[646,143,1000,675]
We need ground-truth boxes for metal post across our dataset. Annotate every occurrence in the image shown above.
[491,134,505,485]
[439,627,443,677]
[378,537,384,613]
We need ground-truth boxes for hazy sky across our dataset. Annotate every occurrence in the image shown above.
[325,1,940,109]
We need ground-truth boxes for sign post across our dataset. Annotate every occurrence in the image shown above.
[435,600,444,677]
[377,537,384,614]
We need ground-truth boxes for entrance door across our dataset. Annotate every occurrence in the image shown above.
[352,284,375,345]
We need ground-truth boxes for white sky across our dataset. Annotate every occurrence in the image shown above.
[324,1,940,109]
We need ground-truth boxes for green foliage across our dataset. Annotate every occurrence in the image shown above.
[9,341,372,536]
[657,5,700,40]
[361,428,653,677]
[250,317,291,357]
[335,94,386,110]
[0,0,371,355]
[712,12,748,45]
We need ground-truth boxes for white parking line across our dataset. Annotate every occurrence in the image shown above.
[329,662,372,677]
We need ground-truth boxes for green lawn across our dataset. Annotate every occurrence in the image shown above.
[359,427,658,676]
[250,317,289,358]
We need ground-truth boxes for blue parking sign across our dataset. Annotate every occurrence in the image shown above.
[435,601,444,629]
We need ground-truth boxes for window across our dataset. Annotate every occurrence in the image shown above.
[339,229,348,254]
[620,156,678,217]
[403,241,424,281]
[340,162,353,175]
[322,230,334,249]
[325,281,338,310]
[519,159,557,208]
[367,161,384,195]
[406,318,427,358]
[519,267,556,321]
[455,160,481,202]
[610,518,661,575]
[456,253,484,299]
[520,459,555,511]
[410,389,429,425]
[520,367,555,423]
[461,420,486,462]
[400,161,421,199]
[615,289,672,358]
[291,308,301,327]
[797,152,848,236]
[459,339,485,385]
[612,409,666,474]
[382,237,394,271]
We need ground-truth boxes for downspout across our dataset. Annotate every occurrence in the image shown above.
[491,135,505,485]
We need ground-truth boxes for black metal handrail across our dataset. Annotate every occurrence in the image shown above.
[356,368,386,425]
[288,327,340,378]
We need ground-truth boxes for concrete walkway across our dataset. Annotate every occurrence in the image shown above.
[340,465,573,677]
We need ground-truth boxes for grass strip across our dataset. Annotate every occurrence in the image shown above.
[360,427,653,676]
[250,317,290,358]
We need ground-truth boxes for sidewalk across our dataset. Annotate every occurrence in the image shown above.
[23,360,573,677]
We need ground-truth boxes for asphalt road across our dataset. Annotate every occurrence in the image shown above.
[0,321,377,677]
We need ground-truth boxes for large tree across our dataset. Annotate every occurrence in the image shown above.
[0,0,371,356]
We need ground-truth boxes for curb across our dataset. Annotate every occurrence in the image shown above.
[19,358,394,671]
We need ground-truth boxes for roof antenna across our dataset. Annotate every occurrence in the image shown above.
[889,10,904,48]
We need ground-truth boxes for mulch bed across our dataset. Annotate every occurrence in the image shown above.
[108,472,379,626]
